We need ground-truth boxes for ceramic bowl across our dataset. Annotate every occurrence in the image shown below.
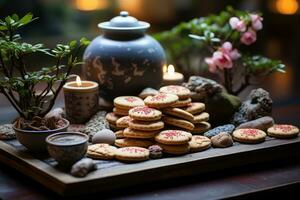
[46,132,88,167]
[13,118,69,152]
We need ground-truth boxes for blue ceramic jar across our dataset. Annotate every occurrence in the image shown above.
[83,11,166,100]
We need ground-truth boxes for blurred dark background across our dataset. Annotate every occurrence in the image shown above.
[0,0,300,112]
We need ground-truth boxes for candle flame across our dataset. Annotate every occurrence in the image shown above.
[163,64,167,73]
[76,76,82,87]
[167,64,175,75]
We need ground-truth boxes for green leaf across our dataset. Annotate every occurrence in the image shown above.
[69,40,77,48]
[80,37,90,46]
[189,34,206,41]
[19,13,33,25]
[11,14,19,21]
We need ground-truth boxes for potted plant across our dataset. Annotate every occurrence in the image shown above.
[155,6,285,95]
[0,13,90,151]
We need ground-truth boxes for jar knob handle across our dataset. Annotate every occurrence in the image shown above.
[120,11,129,17]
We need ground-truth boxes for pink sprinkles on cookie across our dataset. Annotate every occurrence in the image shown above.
[166,86,181,92]
[151,94,167,101]
[122,147,147,153]
[273,125,293,133]
[162,130,184,139]
[132,107,153,115]
[124,97,139,102]
[241,129,259,136]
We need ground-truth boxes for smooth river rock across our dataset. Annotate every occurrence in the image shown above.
[92,129,116,145]
[236,116,274,131]
[204,124,235,138]
[211,132,233,148]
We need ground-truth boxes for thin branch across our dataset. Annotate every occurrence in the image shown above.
[0,53,10,77]
[0,87,25,118]
[233,74,250,95]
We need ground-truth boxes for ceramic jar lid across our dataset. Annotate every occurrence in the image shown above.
[98,11,150,34]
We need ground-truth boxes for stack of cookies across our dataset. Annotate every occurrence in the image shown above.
[105,96,145,131]
[114,106,164,148]
[144,85,211,135]
[154,130,192,155]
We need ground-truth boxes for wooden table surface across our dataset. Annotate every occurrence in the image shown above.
[1,101,300,200]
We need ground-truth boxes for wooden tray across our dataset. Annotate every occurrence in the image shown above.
[0,136,300,196]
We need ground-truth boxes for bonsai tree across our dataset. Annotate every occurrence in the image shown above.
[155,6,285,95]
[0,13,90,124]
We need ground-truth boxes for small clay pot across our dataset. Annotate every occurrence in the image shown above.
[13,118,69,152]
[46,132,88,167]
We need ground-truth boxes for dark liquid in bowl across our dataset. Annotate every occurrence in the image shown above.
[50,134,86,145]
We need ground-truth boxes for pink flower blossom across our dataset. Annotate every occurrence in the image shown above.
[205,41,240,73]
[212,51,233,69]
[205,57,217,73]
[219,42,241,60]
[240,28,257,45]
[250,14,263,31]
[229,17,246,32]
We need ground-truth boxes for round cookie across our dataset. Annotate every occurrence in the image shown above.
[129,120,164,131]
[158,143,190,155]
[114,96,145,110]
[232,128,266,144]
[129,106,162,121]
[115,138,153,148]
[113,107,129,116]
[115,129,125,138]
[87,144,117,160]
[155,130,191,145]
[123,127,158,139]
[0,124,16,140]
[171,98,192,108]
[116,116,132,128]
[162,116,195,131]
[115,147,149,162]
[189,135,211,152]
[144,93,178,109]
[183,102,205,114]
[105,112,120,125]
[159,85,191,100]
[193,112,209,123]
[267,124,299,138]
[109,123,122,131]
[163,107,194,122]
[192,122,211,134]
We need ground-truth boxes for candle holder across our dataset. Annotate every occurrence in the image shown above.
[162,65,184,86]
[63,77,99,124]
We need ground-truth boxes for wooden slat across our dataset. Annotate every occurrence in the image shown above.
[0,137,300,196]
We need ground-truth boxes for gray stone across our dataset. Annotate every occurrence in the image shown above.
[70,158,96,177]
[0,124,15,140]
[139,87,159,99]
[92,129,116,145]
[182,76,223,102]
[236,116,274,131]
[211,132,233,148]
[148,145,163,159]
[204,124,235,138]
[84,111,109,141]
[232,88,273,125]
[182,76,241,125]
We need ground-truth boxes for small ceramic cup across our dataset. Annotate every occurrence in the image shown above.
[46,132,88,167]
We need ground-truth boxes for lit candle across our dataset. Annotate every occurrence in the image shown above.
[162,64,184,85]
[63,76,99,124]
